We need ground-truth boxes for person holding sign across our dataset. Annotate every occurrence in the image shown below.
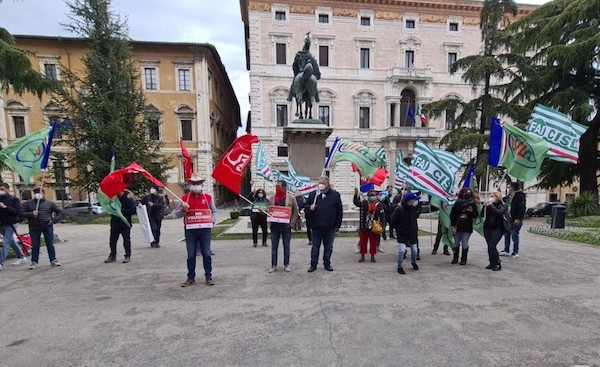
[175,175,217,287]
[250,188,269,248]
[267,180,300,273]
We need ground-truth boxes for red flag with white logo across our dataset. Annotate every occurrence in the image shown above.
[100,162,164,198]
[211,134,259,195]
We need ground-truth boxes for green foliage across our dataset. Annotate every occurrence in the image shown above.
[565,216,600,228]
[229,210,240,219]
[529,227,600,246]
[54,0,170,197]
[0,27,57,98]
[567,192,600,218]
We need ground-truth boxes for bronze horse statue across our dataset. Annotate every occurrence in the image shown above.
[289,63,319,119]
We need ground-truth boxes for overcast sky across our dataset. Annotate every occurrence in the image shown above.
[0,0,551,134]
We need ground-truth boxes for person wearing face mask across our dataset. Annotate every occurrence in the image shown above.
[305,176,343,272]
[104,190,137,264]
[0,182,25,270]
[176,174,217,287]
[353,188,385,263]
[22,187,66,269]
[391,192,421,274]
[449,188,479,266]
[140,185,165,248]
[250,188,269,247]
[267,180,300,273]
[482,191,508,271]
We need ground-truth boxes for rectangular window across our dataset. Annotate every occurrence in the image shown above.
[445,109,455,130]
[275,11,286,20]
[319,106,330,126]
[44,63,58,80]
[448,52,458,73]
[277,146,289,157]
[406,19,415,29]
[13,116,26,138]
[405,50,415,68]
[148,118,160,140]
[359,107,370,129]
[449,22,459,32]
[276,43,286,65]
[318,14,329,23]
[360,16,371,26]
[319,45,329,67]
[144,67,157,90]
[178,69,191,91]
[276,104,288,127]
[390,104,396,127]
[55,189,68,201]
[50,118,63,139]
[360,48,370,69]
[181,119,193,141]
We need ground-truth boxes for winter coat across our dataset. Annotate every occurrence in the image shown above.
[353,194,385,231]
[482,201,508,231]
[22,199,65,230]
[268,193,300,230]
[141,193,165,221]
[450,198,478,233]
[510,191,526,221]
[391,203,419,244]
[0,194,21,225]
[304,189,343,229]
[111,194,137,229]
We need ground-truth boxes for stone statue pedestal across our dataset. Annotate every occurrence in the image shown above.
[283,119,333,181]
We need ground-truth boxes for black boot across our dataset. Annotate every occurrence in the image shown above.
[492,260,502,271]
[416,248,421,261]
[443,245,451,256]
[432,241,440,255]
[460,248,468,265]
[451,247,459,264]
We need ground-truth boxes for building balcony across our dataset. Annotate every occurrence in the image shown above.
[387,66,433,82]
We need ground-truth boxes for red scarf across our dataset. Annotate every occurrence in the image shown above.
[368,202,377,213]
[274,188,286,204]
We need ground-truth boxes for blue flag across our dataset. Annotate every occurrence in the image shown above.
[488,116,506,167]
[40,121,57,170]
[408,105,416,126]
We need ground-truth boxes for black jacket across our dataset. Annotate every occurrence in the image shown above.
[141,193,165,221]
[510,191,526,221]
[482,201,508,231]
[450,198,478,233]
[391,203,419,244]
[0,194,21,225]
[304,189,343,229]
[353,194,385,230]
[22,199,65,230]
[111,194,137,229]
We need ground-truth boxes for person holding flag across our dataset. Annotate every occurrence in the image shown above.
[353,188,385,263]
[449,188,478,266]
[104,190,137,264]
[482,191,508,272]
[140,185,165,248]
[176,174,217,287]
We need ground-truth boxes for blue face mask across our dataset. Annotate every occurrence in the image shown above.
[368,196,377,203]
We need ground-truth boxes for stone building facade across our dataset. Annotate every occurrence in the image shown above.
[240,0,536,200]
[0,35,240,205]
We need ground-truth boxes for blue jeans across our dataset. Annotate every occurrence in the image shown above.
[185,228,212,280]
[503,221,522,254]
[0,224,24,265]
[397,242,417,269]
[31,225,57,264]
[271,225,291,266]
[454,232,471,249]
[310,227,335,267]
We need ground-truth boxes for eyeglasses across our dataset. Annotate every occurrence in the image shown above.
[189,181,204,185]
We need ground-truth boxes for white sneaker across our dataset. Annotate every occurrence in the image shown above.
[51,260,62,267]
[268,266,276,273]
[284,265,291,272]
[29,262,39,270]
[499,251,510,257]
[0,264,3,271]
[12,257,27,266]
[512,253,520,258]
[354,244,360,254]
[378,246,385,253]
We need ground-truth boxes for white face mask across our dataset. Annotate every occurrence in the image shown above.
[150,188,157,194]
[190,185,202,193]
[34,193,42,200]
[257,193,264,198]
[318,184,326,191]
[0,190,6,196]
[488,197,495,203]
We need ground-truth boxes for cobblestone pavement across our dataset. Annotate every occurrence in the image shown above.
[0,217,598,367]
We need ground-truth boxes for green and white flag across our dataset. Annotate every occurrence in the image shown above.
[526,104,587,164]
[432,149,464,176]
[0,127,51,182]
[502,123,551,182]
[409,140,457,203]
[394,152,410,190]
[254,142,276,182]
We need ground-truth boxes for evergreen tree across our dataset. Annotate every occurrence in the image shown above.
[424,0,526,182]
[504,0,600,195]
[56,0,169,197]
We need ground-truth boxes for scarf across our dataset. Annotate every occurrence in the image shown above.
[274,189,286,204]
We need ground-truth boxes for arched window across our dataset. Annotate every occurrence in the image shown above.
[400,89,416,127]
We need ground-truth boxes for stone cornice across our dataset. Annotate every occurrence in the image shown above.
[241,0,537,25]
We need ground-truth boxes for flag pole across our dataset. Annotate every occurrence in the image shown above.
[35,170,47,211]
[162,186,184,204]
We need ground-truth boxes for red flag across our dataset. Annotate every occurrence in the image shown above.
[352,163,388,186]
[180,138,193,180]
[100,162,164,198]
[211,134,259,195]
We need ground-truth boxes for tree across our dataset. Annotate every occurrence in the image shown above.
[55,0,170,197]
[424,0,526,183]
[504,0,600,195]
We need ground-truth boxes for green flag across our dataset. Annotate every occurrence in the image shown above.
[430,197,454,248]
[98,150,130,227]
[0,128,50,182]
[501,123,550,182]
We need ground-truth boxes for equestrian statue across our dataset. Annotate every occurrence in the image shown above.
[287,32,321,120]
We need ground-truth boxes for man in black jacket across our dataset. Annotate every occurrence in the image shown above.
[141,185,165,248]
[305,176,343,272]
[391,192,420,274]
[104,190,137,264]
[500,182,526,258]
[0,182,23,270]
[22,187,66,269]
